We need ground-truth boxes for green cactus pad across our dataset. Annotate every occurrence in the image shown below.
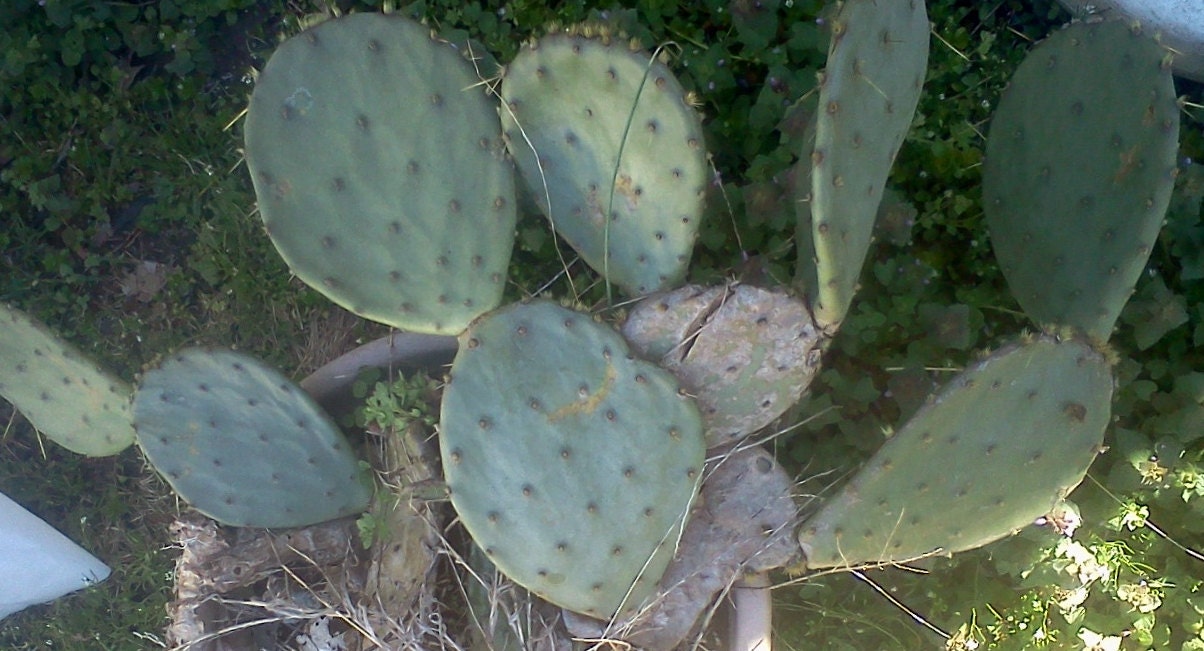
[500,31,707,296]
[807,0,929,329]
[134,348,372,528]
[0,304,135,456]
[983,20,1178,339]
[622,284,824,447]
[441,300,705,618]
[244,13,515,335]
[797,335,1112,569]
[790,93,820,298]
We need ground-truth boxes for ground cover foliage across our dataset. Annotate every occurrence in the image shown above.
[0,0,1201,648]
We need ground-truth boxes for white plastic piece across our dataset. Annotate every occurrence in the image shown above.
[295,616,348,651]
[730,572,772,651]
[0,490,110,619]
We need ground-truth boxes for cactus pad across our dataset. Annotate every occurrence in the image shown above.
[612,447,800,649]
[983,20,1178,339]
[0,303,135,456]
[244,13,515,335]
[500,31,707,296]
[134,348,372,528]
[440,300,705,618]
[622,284,824,447]
[797,335,1112,569]
[807,0,929,329]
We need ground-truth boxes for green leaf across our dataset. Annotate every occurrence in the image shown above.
[730,0,779,51]
[1123,277,1189,350]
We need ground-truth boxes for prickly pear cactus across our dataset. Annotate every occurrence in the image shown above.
[983,19,1179,340]
[622,284,823,447]
[244,13,516,335]
[0,303,135,456]
[440,300,705,618]
[133,348,372,528]
[464,544,529,651]
[804,0,929,329]
[500,30,707,296]
[364,421,438,617]
[797,334,1112,570]
[580,447,799,649]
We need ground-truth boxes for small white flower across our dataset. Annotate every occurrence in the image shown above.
[1078,627,1122,651]
[1056,586,1090,613]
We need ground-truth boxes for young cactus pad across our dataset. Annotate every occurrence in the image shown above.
[797,334,1112,569]
[244,13,516,335]
[133,348,372,528]
[806,0,929,329]
[440,300,705,618]
[983,20,1179,339]
[500,31,707,296]
[0,303,135,456]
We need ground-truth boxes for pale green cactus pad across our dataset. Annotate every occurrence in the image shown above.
[807,0,929,329]
[244,13,515,335]
[983,19,1178,339]
[622,284,824,447]
[440,300,705,618]
[0,303,135,456]
[134,348,372,528]
[798,334,1112,569]
[500,31,707,296]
